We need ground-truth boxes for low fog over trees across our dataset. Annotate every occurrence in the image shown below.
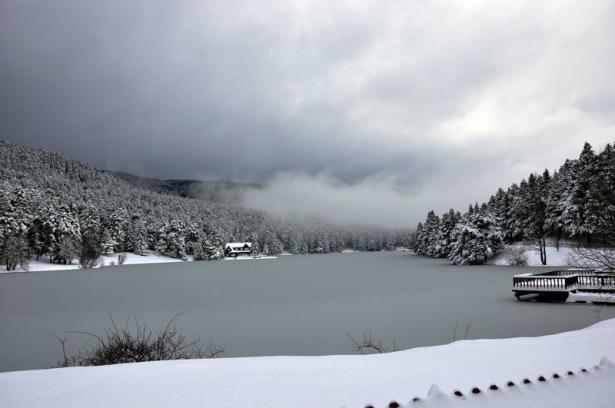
[414,141,615,266]
[0,142,408,270]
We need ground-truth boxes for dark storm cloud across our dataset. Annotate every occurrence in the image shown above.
[1,0,615,225]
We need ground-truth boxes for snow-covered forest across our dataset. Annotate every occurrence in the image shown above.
[414,141,615,265]
[0,141,408,270]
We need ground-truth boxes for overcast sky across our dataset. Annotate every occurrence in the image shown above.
[2,0,615,227]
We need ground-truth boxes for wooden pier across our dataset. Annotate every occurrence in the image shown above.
[513,269,615,301]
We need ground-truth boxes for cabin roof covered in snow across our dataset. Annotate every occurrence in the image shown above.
[225,242,252,248]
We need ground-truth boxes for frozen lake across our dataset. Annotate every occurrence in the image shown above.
[1,251,614,372]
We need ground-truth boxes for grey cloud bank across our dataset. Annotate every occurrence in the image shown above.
[1,0,615,226]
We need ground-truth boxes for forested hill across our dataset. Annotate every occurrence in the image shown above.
[413,141,615,266]
[0,141,407,269]
[106,171,262,204]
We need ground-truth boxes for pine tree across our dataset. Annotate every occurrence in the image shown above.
[448,212,503,265]
[79,205,102,268]
[155,221,187,260]
[520,172,550,265]
[416,211,440,256]
[413,223,423,251]
[27,219,50,260]
[585,143,615,246]
[266,238,283,255]
[0,235,30,271]
[545,163,575,249]
[101,228,116,255]
[570,142,596,240]
[125,215,147,256]
[433,209,461,258]
[50,205,81,264]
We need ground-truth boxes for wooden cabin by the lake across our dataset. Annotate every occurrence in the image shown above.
[225,242,253,258]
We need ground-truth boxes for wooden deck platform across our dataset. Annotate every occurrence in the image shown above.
[513,269,615,301]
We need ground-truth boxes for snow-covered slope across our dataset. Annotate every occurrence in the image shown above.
[2,319,615,408]
[489,245,574,267]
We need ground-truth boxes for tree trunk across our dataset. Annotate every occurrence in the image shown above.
[540,236,547,266]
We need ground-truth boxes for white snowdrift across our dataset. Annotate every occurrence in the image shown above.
[489,245,575,267]
[2,319,615,408]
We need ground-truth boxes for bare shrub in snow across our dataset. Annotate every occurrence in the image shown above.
[506,246,528,266]
[568,246,615,270]
[53,312,225,367]
[345,332,396,354]
[452,321,472,341]
[117,253,127,265]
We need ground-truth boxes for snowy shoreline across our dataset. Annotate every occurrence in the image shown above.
[0,252,282,274]
[0,252,186,274]
[0,245,593,274]
[1,248,411,274]
[1,319,615,408]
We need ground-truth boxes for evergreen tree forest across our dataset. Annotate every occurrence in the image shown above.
[413,141,615,265]
[0,142,408,270]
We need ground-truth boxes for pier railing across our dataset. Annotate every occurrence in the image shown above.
[513,270,615,293]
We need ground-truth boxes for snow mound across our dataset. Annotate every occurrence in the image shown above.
[2,319,615,408]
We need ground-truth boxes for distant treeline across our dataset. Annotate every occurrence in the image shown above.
[0,141,408,270]
[413,141,615,265]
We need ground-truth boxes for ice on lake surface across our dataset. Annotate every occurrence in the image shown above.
[1,251,614,372]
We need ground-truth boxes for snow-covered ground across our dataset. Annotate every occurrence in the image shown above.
[567,292,615,304]
[224,254,277,260]
[489,245,575,267]
[0,252,186,274]
[2,319,615,408]
[0,252,282,273]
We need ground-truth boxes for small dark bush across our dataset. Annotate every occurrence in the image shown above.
[581,368,587,373]
[538,376,546,382]
[117,253,127,265]
[388,402,400,408]
[80,230,102,269]
[454,390,464,397]
[489,384,499,390]
[412,396,421,402]
[471,387,481,394]
[553,373,560,379]
[567,371,574,376]
[507,381,515,387]
[523,378,531,384]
